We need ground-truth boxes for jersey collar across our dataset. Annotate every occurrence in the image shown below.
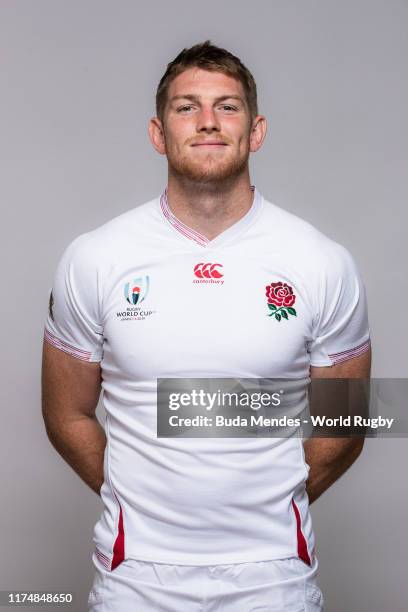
[159,185,263,248]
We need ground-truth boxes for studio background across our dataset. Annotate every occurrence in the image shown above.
[1,1,407,610]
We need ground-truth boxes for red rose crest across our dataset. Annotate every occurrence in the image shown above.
[265,281,297,321]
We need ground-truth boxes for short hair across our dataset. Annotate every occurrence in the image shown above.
[156,40,258,122]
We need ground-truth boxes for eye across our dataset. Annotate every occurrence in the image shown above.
[220,104,237,112]
[177,105,194,113]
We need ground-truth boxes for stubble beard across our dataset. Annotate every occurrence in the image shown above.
[165,141,250,186]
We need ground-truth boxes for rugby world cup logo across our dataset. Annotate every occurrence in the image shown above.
[124,275,150,305]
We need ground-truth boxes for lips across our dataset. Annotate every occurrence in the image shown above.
[191,141,228,146]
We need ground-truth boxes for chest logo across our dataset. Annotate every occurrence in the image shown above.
[193,263,224,285]
[266,282,297,322]
[117,275,155,321]
[124,276,150,305]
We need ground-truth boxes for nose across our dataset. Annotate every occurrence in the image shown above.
[196,106,221,133]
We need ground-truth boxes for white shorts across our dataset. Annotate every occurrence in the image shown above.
[87,551,325,611]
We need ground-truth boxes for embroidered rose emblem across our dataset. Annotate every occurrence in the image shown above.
[265,282,297,321]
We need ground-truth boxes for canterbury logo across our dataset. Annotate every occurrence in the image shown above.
[194,263,224,279]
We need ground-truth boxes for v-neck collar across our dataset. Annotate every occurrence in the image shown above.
[159,185,263,249]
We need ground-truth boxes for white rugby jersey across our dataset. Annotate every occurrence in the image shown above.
[43,187,371,569]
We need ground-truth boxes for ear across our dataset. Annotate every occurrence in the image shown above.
[148,117,166,155]
[249,115,267,153]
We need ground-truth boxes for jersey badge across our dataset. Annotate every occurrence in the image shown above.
[266,281,297,321]
[48,290,54,321]
[117,275,155,321]
[124,276,150,305]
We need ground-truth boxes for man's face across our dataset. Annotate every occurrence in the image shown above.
[157,68,255,184]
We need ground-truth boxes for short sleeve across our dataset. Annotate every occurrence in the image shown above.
[308,242,371,366]
[43,234,104,362]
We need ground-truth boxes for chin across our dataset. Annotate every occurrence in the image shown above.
[170,156,249,184]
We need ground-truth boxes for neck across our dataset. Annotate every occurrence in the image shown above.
[166,171,255,241]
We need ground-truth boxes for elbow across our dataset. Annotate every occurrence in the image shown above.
[351,436,365,458]
[343,436,365,468]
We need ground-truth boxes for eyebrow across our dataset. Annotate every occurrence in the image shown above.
[169,94,245,105]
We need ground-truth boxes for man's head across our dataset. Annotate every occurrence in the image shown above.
[155,40,259,124]
[149,41,266,185]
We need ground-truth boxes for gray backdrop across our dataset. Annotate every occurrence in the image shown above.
[1,1,407,610]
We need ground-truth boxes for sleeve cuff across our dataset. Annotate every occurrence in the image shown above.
[310,337,371,367]
[44,328,101,363]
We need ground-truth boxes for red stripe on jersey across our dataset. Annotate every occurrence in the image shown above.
[292,498,311,566]
[95,547,110,563]
[44,329,92,360]
[111,496,125,570]
[328,338,371,364]
[95,548,110,568]
[160,190,209,247]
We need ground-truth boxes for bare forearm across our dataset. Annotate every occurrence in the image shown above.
[44,415,106,496]
[303,437,364,504]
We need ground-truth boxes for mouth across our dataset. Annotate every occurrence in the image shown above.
[191,142,228,147]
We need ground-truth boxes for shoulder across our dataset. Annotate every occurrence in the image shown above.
[261,196,358,273]
[87,196,159,242]
[58,196,159,266]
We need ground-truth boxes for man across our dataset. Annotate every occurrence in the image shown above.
[42,41,371,611]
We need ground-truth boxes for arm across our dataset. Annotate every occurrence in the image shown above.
[304,347,371,504]
[41,339,106,496]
